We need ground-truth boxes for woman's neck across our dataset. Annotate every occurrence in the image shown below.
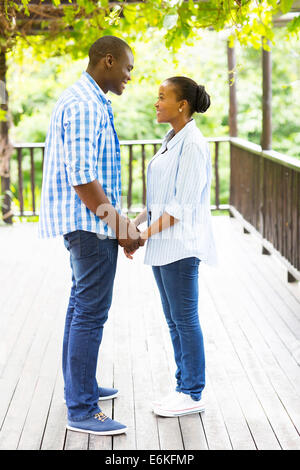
[170,117,192,135]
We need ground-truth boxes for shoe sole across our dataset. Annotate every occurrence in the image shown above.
[66,425,127,436]
[152,406,205,417]
[99,391,119,401]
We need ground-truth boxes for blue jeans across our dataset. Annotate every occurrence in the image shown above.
[63,230,118,421]
[152,257,205,401]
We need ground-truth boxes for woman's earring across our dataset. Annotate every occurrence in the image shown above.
[179,108,182,112]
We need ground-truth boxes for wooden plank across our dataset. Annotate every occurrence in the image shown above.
[88,302,114,451]
[41,372,67,450]
[17,284,68,450]
[211,217,300,440]
[200,281,256,450]
[197,237,282,450]
[64,430,89,450]
[203,254,300,449]
[139,255,184,450]
[229,218,300,340]
[111,264,136,450]
[0,238,63,440]
[124,255,160,450]
[0,242,68,450]
[1,220,299,450]
[179,413,208,450]
[229,217,300,347]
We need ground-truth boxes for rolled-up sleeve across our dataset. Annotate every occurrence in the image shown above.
[165,142,208,220]
[63,101,103,186]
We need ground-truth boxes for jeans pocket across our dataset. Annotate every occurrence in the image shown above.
[64,231,80,256]
[79,230,99,258]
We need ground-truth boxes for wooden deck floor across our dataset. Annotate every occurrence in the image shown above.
[0,215,299,451]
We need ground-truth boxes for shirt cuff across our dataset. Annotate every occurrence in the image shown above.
[66,168,97,186]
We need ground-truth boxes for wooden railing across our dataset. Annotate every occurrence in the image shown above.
[230,138,300,281]
[5,137,229,217]
[2,136,299,281]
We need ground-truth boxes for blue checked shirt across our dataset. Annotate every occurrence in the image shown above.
[38,71,122,239]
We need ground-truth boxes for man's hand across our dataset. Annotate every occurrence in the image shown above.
[117,218,140,253]
[123,247,137,260]
[123,227,147,260]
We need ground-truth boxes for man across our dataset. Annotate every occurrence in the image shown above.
[39,36,142,435]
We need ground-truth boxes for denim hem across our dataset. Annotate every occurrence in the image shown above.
[68,407,100,422]
[181,390,203,401]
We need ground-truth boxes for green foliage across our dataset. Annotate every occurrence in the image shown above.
[0,0,299,57]
[0,109,6,122]
[6,27,300,215]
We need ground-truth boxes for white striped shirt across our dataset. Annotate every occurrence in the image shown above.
[38,72,121,239]
[144,119,217,266]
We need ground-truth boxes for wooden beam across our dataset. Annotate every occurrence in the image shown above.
[261,39,272,151]
[227,41,238,138]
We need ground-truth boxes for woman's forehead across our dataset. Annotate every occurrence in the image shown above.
[159,81,176,95]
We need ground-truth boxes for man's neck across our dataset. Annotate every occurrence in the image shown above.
[86,67,108,94]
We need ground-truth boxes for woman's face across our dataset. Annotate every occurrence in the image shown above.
[155,81,182,123]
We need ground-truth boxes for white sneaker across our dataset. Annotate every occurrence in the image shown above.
[152,393,205,417]
[151,391,181,409]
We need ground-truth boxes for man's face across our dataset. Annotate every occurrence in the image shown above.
[108,48,134,95]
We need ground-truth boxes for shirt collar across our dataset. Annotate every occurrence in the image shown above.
[81,71,111,107]
[162,119,196,151]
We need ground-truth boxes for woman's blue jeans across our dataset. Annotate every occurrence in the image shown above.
[63,230,118,421]
[152,257,205,401]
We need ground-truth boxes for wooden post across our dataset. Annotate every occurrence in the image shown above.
[227,41,238,218]
[127,145,133,212]
[141,144,146,207]
[214,141,220,209]
[260,38,272,252]
[261,38,272,150]
[0,49,13,224]
[227,42,238,138]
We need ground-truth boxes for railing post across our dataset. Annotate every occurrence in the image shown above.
[261,38,272,151]
[227,41,238,138]
[127,145,133,212]
[141,144,146,206]
[17,147,24,216]
[261,38,272,249]
[214,141,220,210]
[227,41,238,218]
[30,147,36,215]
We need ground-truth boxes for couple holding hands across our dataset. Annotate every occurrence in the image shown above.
[39,35,217,436]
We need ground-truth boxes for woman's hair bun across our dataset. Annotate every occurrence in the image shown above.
[195,85,211,113]
[166,76,211,115]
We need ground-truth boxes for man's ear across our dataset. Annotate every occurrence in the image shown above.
[105,54,114,69]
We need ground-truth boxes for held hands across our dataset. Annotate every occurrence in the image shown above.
[117,218,140,253]
[123,219,148,260]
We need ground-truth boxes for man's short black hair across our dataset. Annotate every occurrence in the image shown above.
[88,36,132,67]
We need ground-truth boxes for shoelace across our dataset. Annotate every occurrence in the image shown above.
[94,412,108,422]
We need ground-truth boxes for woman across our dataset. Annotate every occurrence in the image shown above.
[126,76,217,417]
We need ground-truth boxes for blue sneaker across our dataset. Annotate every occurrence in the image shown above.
[67,412,127,435]
[64,387,119,404]
[99,386,119,400]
